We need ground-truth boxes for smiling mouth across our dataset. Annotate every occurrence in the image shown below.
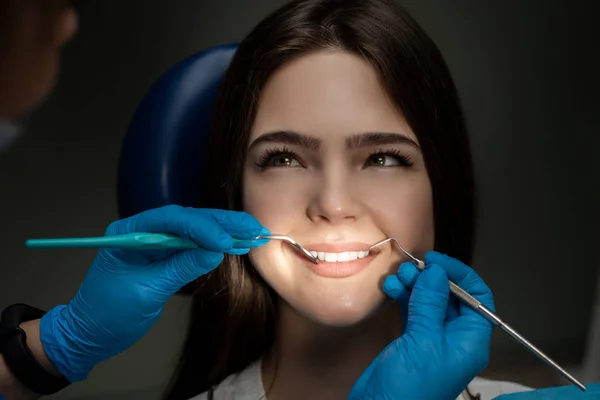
[302,242,382,264]
[308,250,371,263]
[299,245,379,278]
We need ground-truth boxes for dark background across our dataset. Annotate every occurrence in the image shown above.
[0,0,598,398]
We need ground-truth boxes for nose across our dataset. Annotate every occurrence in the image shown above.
[306,172,364,224]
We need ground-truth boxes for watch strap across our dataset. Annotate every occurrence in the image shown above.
[0,304,71,395]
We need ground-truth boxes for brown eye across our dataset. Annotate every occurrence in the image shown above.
[256,149,303,169]
[366,154,401,167]
[364,151,414,168]
[367,154,386,166]
[270,155,298,167]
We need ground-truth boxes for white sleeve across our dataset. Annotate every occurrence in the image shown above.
[187,392,208,400]
[464,377,534,399]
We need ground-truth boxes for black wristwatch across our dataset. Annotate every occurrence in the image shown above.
[0,304,71,395]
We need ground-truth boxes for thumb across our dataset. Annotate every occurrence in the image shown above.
[404,264,450,337]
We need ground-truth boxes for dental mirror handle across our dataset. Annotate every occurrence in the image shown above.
[25,232,263,251]
[446,275,587,391]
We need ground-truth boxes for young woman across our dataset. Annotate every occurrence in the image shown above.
[161,0,531,399]
[0,1,531,399]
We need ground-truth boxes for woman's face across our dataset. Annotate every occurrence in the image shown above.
[243,51,434,326]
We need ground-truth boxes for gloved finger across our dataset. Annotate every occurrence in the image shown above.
[106,205,267,252]
[396,256,459,323]
[99,247,180,267]
[445,296,460,322]
[228,247,250,255]
[383,274,410,330]
[159,248,225,291]
[385,261,418,332]
[404,264,449,337]
[105,245,250,267]
[424,251,495,313]
[383,274,408,299]
[207,209,270,240]
[396,261,419,289]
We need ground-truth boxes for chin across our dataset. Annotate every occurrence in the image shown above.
[251,246,401,327]
[288,291,388,328]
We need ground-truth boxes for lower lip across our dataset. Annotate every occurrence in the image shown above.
[298,252,377,278]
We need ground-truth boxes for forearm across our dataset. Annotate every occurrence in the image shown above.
[0,319,63,400]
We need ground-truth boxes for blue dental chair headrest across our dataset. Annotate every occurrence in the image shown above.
[117,43,238,219]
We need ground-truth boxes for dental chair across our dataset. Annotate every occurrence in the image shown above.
[115,44,600,400]
[117,43,237,296]
[117,43,238,220]
[76,44,241,400]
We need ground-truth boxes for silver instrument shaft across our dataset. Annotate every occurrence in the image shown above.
[369,237,587,391]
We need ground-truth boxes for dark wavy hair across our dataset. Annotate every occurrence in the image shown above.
[164,0,476,398]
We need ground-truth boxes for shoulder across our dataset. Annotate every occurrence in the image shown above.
[463,376,534,399]
[187,359,264,400]
[187,362,533,400]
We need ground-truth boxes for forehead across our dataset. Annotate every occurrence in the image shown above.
[250,50,415,142]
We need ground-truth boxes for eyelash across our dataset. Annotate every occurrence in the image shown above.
[254,146,414,169]
[367,148,414,168]
[255,146,300,169]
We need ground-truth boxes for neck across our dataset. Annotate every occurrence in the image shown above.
[262,300,401,400]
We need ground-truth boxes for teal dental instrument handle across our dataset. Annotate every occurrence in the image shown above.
[25,233,261,251]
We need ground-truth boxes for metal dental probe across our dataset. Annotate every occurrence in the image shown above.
[369,237,586,392]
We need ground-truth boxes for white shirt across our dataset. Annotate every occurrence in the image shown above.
[189,359,533,400]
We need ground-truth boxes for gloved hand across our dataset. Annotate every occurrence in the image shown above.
[348,251,495,400]
[39,205,269,382]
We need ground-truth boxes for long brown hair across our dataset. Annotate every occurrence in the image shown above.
[164,0,476,398]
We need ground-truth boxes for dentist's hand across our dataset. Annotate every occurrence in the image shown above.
[38,205,269,382]
[349,251,495,400]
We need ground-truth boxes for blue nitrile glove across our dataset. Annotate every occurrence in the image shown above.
[348,251,495,400]
[38,205,269,382]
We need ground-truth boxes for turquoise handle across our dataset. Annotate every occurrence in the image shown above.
[25,233,264,251]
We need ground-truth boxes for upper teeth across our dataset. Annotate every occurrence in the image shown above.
[309,251,370,262]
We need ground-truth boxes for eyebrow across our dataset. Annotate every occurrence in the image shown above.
[248,130,420,151]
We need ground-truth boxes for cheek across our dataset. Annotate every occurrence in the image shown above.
[243,170,312,231]
[242,169,313,276]
[359,171,434,256]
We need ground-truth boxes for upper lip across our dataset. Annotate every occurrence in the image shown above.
[303,242,378,253]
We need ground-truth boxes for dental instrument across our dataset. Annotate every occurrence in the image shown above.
[25,232,319,263]
[369,237,587,392]
[255,234,319,263]
[26,232,584,390]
